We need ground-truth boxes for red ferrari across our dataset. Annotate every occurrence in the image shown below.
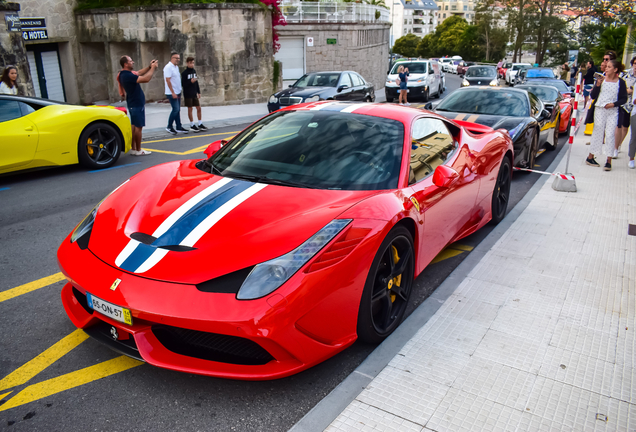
[58,102,513,380]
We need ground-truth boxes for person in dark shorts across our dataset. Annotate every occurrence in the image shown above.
[117,55,159,156]
[181,57,207,132]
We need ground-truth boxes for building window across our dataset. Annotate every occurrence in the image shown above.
[404,19,408,24]
[445,5,448,10]
[451,5,457,10]
[464,5,467,10]
[443,13,446,17]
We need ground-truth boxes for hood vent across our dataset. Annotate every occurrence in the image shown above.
[130,232,197,252]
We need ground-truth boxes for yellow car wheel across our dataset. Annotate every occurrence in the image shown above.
[78,122,122,169]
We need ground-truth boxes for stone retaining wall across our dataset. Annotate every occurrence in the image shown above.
[75,4,274,105]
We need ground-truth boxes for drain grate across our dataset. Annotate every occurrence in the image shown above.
[629,224,636,236]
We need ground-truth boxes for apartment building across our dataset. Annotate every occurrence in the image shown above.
[389,0,439,46]
[435,0,475,25]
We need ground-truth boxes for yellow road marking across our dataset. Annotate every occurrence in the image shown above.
[0,392,11,401]
[0,356,142,412]
[142,130,239,144]
[145,136,237,155]
[0,272,66,304]
[0,329,89,392]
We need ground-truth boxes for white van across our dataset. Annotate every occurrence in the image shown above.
[385,60,443,102]
[439,58,453,72]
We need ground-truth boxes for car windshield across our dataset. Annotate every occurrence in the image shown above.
[390,62,428,74]
[208,111,404,190]
[518,86,559,101]
[527,69,555,78]
[465,67,496,78]
[294,73,341,88]
[529,80,570,93]
[436,89,529,117]
[503,63,512,68]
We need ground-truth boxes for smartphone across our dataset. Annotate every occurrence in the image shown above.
[594,72,604,78]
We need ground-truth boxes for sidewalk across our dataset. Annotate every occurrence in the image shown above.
[108,88,387,140]
[293,130,636,431]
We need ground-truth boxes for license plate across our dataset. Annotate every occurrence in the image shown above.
[86,292,133,325]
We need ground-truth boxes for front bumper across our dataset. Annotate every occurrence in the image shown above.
[58,221,385,380]
[385,85,428,100]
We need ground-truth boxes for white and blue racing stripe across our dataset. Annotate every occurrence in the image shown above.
[115,178,267,274]
[310,103,367,113]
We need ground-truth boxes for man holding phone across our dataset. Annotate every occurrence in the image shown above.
[117,55,159,156]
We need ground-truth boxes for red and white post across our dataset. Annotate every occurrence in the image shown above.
[552,72,581,192]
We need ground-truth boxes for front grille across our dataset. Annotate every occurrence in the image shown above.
[84,320,143,362]
[73,286,94,315]
[279,96,303,106]
[152,325,274,365]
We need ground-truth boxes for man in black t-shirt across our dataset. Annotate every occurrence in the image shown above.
[181,57,207,132]
[118,55,159,155]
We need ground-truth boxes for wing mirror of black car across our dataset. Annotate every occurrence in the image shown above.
[539,109,551,121]
[432,165,459,188]
[424,102,434,110]
[204,139,228,158]
[569,86,575,92]
[337,85,349,93]
[288,84,293,88]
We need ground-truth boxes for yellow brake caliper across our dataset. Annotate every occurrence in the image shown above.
[87,138,94,156]
[387,245,402,303]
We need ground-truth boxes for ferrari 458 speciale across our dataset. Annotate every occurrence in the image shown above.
[0,95,131,175]
[58,101,513,380]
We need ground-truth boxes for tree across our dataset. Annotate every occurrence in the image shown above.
[416,16,468,57]
[590,25,627,64]
[474,0,508,61]
[392,34,421,57]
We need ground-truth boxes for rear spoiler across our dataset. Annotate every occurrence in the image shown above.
[453,119,494,134]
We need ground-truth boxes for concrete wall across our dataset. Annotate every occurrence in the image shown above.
[0,3,34,96]
[276,23,390,92]
[75,4,274,105]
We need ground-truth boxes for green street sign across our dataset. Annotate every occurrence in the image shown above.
[327,38,337,45]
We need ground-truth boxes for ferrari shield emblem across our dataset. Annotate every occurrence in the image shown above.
[110,278,122,291]
[410,197,420,211]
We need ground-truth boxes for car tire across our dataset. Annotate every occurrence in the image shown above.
[547,114,559,151]
[422,88,429,102]
[490,156,511,225]
[78,122,122,169]
[366,96,372,102]
[435,85,442,98]
[357,225,414,344]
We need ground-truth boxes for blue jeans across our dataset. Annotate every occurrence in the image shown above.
[166,93,182,129]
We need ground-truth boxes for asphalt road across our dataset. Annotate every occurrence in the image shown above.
[0,73,570,431]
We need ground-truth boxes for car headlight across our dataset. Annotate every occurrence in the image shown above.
[304,95,320,103]
[489,79,498,86]
[461,79,469,87]
[269,95,278,103]
[71,179,129,247]
[237,219,351,300]
[416,78,426,82]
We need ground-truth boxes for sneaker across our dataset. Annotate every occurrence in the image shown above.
[129,150,140,156]
[585,157,600,167]
[612,149,618,159]
[604,162,611,171]
[137,149,152,156]
[176,127,189,134]
[166,127,177,135]
[191,125,200,133]
[198,124,208,130]
[404,103,411,106]
[629,160,635,169]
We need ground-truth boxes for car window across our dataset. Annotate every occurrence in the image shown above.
[531,80,569,93]
[209,110,404,191]
[350,73,364,87]
[0,100,23,122]
[465,67,497,78]
[528,92,542,117]
[409,118,456,184]
[339,73,352,88]
[436,89,530,117]
[390,62,427,74]
[20,102,35,116]
[504,62,512,68]
[519,86,559,101]
[294,73,341,88]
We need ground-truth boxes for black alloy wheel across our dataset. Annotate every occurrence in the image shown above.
[422,88,429,102]
[78,122,122,169]
[490,157,511,225]
[366,96,373,102]
[357,226,414,344]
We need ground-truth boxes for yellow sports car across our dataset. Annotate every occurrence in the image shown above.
[0,95,132,175]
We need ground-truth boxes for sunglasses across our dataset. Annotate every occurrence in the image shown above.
[603,57,610,61]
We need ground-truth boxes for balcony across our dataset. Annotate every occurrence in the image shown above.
[280,0,390,23]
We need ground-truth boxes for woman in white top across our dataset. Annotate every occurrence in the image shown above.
[587,60,628,171]
[0,66,18,95]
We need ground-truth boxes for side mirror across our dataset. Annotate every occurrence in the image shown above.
[569,86,575,92]
[288,84,293,88]
[539,109,551,121]
[423,102,433,110]
[337,85,349,93]
[432,165,459,188]
[204,139,227,158]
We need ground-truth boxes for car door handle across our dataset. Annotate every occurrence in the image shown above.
[25,126,33,131]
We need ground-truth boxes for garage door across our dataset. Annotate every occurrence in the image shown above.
[26,44,66,102]
[275,38,304,80]
[40,51,65,102]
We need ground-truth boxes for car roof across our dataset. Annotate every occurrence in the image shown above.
[467,65,496,68]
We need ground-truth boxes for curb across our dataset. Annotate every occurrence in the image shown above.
[141,114,264,141]
[288,136,574,432]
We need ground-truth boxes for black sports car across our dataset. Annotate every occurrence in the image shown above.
[424,87,557,168]
[267,71,375,112]
[518,78,574,97]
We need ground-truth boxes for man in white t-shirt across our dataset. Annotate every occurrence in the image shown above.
[163,52,187,134]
